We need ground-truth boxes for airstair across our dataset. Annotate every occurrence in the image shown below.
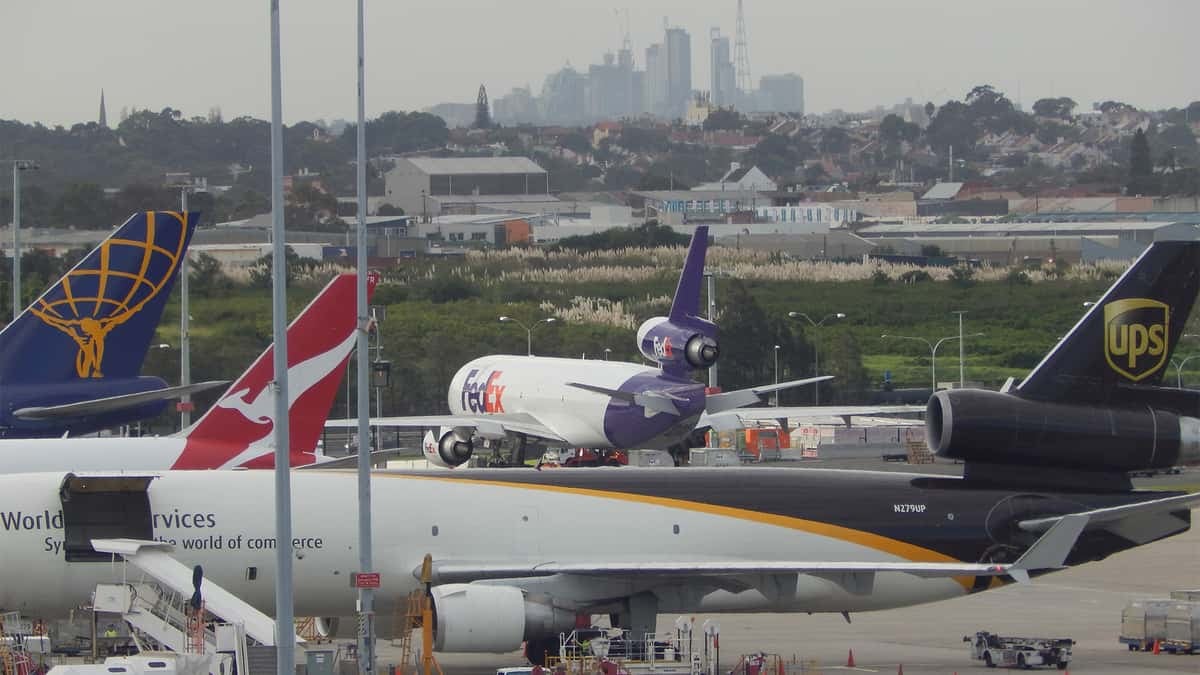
[89,539,302,675]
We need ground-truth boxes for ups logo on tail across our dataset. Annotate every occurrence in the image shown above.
[1104,298,1169,381]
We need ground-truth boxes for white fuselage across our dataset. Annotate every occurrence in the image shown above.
[0,469,965,622]
[447,355,705,449]
[0,436,293,473]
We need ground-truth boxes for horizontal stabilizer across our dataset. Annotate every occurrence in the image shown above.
[705,376,833,414]
[565,381,687,416]
[13,380,229,421]
[1018,492,1200,533]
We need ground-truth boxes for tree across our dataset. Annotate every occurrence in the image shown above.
[818,127,851,155]
[1032,97,1077,120]
[702,108,742,131]
[879,115,920,144]
[1127,128,1157,195]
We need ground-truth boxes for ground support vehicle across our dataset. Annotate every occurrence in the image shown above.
[964,631,1073,669]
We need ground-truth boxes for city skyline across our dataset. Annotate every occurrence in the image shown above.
[2,1,1198,127]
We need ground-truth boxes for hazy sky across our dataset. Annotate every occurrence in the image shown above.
[3,1,1199,127]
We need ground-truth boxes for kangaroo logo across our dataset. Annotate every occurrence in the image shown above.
[30,212,189,378]
[1104,298,1169,382]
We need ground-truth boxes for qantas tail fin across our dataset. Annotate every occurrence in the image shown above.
[170,272,378,469]
[0,211,197,385]
[1015,241,1200,403]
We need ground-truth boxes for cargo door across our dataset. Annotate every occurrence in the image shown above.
[59,474,155,562]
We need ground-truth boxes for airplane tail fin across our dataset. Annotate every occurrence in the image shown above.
[0,211,197,385]
[636,226,719,375]
[170,272,378,469]
[668,225,709,322]
[1015,241,1200,403]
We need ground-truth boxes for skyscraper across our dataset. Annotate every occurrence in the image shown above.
[710,30,735,108]
[758,73,805,114]
[644,43,668,117]
[664,27,692,118]
[99,89,107,128]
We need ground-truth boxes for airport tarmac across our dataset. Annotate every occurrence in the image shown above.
[374,499,1199,674]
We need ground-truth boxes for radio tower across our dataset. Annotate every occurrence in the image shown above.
[734,0,752,94]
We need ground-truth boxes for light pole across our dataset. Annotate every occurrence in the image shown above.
[1171,355,1200,389]
[772,344,780,406]
[787,311,846,405]
[952,310,968,388]
[177,181,206,429]
[882,332,984,391]
[499,316,557,355]
[7,160,39,320]
[603,347,612,361]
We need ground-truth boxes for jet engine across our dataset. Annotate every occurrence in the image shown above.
[430,584,575,654]
[636,317,720,370]
[313,617,340,638]
[423,427,474,468]
[926,389,1200,471]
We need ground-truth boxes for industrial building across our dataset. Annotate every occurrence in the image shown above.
[382,157,558,218]
[856,220,1200,264]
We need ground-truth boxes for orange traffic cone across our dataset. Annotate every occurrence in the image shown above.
[846,649,856,667]
[1153,639,1161,655]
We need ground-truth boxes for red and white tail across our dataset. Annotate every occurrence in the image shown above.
[170,272,378,469]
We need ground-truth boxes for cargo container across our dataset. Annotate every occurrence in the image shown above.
[1120,600,1173,651]
[1165,602,1200,653]
[1172,590,1200,602]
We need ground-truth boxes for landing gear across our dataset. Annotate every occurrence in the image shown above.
[524,636,556,666]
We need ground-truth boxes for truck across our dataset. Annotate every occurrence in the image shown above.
[964,631,1073,669]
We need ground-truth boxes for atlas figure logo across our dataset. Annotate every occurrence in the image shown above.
[1104,298,1169,382]
[462,369,506,413]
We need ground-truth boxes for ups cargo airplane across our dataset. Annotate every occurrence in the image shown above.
[1,243,1199,665]
[328,225,915,467]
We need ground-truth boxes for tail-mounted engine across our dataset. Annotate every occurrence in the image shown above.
[636,317,719,371]
[422,427,474,469]
[927,389,1200,472]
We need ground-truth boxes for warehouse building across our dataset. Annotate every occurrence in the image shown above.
[383,157,558,218]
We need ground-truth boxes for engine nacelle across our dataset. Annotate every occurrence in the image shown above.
[313,617,339,638]
[927,389,1200,471]
[636,317,719,370]
[423,427,474,468]
[430,584,575,653]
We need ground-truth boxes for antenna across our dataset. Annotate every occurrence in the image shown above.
[735,0,752,94]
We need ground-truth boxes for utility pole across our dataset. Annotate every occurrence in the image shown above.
[953,310,967,388]
[705,272,718,388]
[268,3,294,675]
[9,160,38,321]
[354,1,376,674]
[177,182,205,429]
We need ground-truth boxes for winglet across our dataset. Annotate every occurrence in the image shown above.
[668,226,709,321]
[1008,513,1089,583]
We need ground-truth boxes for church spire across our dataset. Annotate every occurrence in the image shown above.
[99,89,108,128]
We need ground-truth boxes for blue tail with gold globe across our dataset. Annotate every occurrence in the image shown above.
[0,211,200,437]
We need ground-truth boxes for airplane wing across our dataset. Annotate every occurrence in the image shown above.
[426,515,1087,586]
[704,377,834,415]
[324,413,567,443]
[12,380,230,421]
[701,404,925,430]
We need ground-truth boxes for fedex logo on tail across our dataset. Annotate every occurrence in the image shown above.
[462,369,506,413]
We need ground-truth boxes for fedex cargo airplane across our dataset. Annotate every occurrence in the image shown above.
[0,211,226,438]
[0,242,1196,665]
[0,272,376,472]
[330,225,841,467]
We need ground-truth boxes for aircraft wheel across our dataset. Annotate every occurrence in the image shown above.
[524,637,555,666]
